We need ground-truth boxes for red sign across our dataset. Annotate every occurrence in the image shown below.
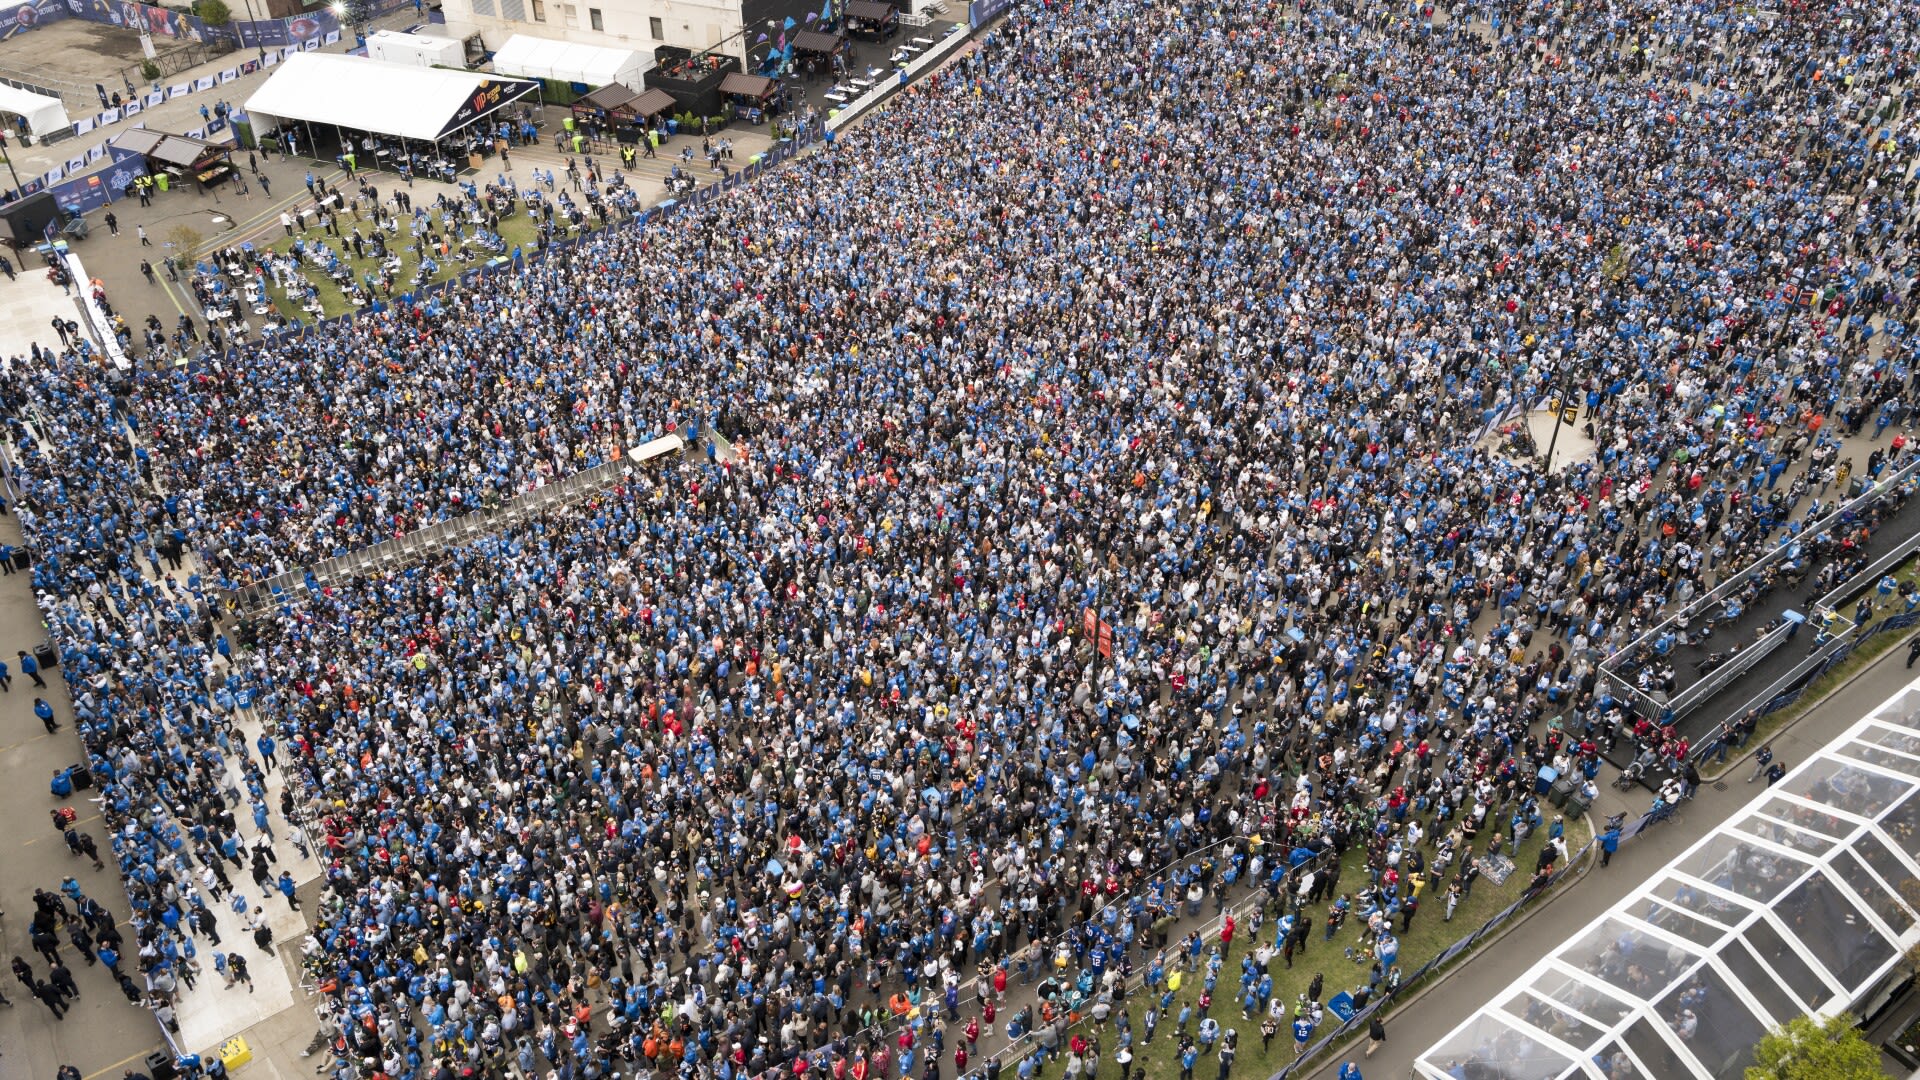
[1083,607,1097,638]
[1097,621,1113,659]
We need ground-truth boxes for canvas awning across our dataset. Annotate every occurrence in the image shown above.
[0,83,70,138]
[244,53,540,142]
[491,33,652,87]
[719,73,777,100]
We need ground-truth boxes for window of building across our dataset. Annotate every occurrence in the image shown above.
[648,15,663,38]
[530,0,544,19]
[589,7,602,29]
[561,3,577,25]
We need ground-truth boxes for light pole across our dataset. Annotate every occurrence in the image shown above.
[236,0,268,63]
[0,131,22,195]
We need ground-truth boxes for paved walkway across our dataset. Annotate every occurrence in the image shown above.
[0,6,420,183]
[0,270,87,361]
[0,500,168,1080]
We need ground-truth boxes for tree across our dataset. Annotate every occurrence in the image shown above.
[164,224,206,262]
[193,0,233,25]
[1746,1013,1889,1080]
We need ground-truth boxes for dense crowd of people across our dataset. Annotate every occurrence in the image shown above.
[7,0,1920,1076]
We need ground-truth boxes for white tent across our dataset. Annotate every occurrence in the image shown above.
[0,84,70,139]
[490,34,652,89]
[243,52,538,143]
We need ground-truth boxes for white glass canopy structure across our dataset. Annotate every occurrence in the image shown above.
[1414,676,1920,1080]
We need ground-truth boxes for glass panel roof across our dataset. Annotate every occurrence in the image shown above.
[1674,834,1813,904]
[1739,915,1833,1013]
[1499,989,1607,1054]
[1562,917,1702,1002]
[1525,967,1636,1030]
[1588,1039,1649,1080]
[1417,676,1920,1080]
[1650,963,1765,1079]
[1775,757,1913,819]
[1423,1012,1580,1080]
[1776,870,1897,988]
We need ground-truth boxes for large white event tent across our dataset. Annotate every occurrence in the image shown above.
[489,34,652,89]
[1413,672,1920,1080]
[243,52,538,145]
[0,84,71,139]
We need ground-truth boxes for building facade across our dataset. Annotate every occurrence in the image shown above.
[439,0,834,68]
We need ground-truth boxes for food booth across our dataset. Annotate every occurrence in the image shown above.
[718,73,782,124]
[109,129,236,192]
[843,0,899,40]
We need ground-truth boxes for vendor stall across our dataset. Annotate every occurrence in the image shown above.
[792,30,850,67]
[718,73,782,124]
[109,129,236,192]
[843,0,899,40]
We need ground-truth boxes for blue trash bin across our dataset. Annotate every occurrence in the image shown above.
[1535,765,1558,795]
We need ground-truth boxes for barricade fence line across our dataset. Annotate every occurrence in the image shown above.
[1601,454,1920,723]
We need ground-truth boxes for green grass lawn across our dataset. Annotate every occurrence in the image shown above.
[260,211,545,319]
[1008,813,1591,1080]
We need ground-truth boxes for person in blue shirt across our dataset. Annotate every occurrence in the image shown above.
[1292,1009,1316,1056]
[33,697,56,733]
[18,650,44,688]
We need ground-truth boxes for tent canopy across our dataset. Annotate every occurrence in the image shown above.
[149,134,225,168]
[0,84,70,138]
[575,83,640,113]
[108,129,165,157]
[629,88,677,119]
[491,34,651,88]
[719,73,777,100]
[244,52,539,142]
[791,30,846,54]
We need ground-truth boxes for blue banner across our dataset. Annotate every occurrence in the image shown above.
[968,0,1012,30]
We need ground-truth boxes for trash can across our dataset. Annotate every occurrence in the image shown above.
[11,548,30,571]
[146,1051,177,1080]
[1535,765,1558,795]
[35,642,57,670]
[1549,777,1574,807]
[1565,791,1590,818]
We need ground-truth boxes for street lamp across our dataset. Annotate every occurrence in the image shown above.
[0,131,22,195]
[235,0,268,63]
